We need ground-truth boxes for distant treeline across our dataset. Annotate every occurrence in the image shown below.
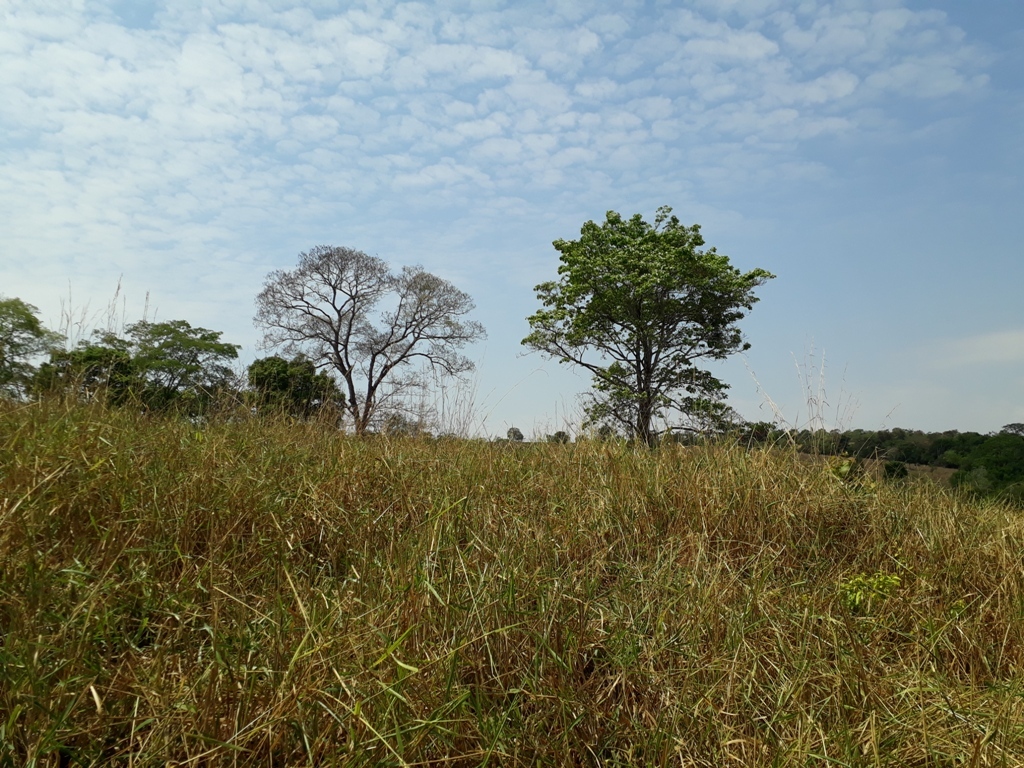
[743,422,1024,504]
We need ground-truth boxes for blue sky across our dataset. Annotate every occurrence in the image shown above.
[2,0,1022,436]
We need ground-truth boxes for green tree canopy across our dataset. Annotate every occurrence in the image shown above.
[34,334,137,405]
[247,355,344,418]
[33,321,239,413]
[522,207,774,446]
[955,432,1024,489]
[34,319,239,411]
[0,297,62,398]
[127,320,240,411]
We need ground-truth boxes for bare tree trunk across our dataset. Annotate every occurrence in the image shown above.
[636,393,655,447]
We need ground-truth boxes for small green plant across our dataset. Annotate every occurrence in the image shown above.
[831,456,860,482]
[838,572,901,614]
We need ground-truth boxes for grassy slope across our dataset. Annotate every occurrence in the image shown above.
[1,400,1022,766]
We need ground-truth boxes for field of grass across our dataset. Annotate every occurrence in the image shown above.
[2,399,1023,766]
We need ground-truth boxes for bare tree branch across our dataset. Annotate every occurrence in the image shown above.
[255,246,485,434]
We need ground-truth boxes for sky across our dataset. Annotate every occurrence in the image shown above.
[2,0,1022,437]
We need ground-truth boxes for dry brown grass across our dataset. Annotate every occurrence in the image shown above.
[1,398,1022,766]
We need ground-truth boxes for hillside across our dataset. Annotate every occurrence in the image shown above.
[2,400,1023,766]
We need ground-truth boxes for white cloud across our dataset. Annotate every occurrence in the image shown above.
[683,31,780,61]
[470,137,523,163]
[392,159,491,189]
[574,77,619,100]
[585,14,630,40]
[0,0,1002,389]
[390,43,526,89]
[688,72,739,103]
[626,96,674,121]
[865,56,988,98]
[503,78,572,114]
[453,116,505,140]
[689,0,784,16]
[767,69,860,105]
[931,330,1024,368]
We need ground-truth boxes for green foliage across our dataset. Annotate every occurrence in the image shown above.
[34,321,240,414]
[952,466,993,494]
[742,420,785,445]
[824,427,988,466]
[33,334,138,405]
[958,432,1024,485]
[883,460,909,481]
[127,320,240,409]
[951,432,1024,503]
[546,429,570,444]
[791,427,1024,505]
[0,296,62,397]
[830,456,861,482]
[247,355,344,418]
[380,411,429,436]
[506,426,524,442]
[838,572,901,615]
[523,207,773,446]
[939,449,965,468]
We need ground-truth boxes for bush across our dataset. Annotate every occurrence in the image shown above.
[883,460,909,481]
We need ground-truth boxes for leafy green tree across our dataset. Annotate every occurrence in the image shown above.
[939,450,965,468]
[126,320,240,412]
[952,466,993,495]
[34,334,138,405]
[507,426,524,442]
[956,432,1024,489]
[247,355,344,418]
[523,207,773,446]
[682,399,746,437]
[254,245,485,434]
[0,297,62,398]
[743,421,783,445]
[31,320,238,413]
[929,431,986,466]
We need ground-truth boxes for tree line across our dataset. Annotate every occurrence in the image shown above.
[4,206,778,441]
[0,247,485,428]
[738,422,1024,504]
[0,300,341,417]
[5,201,1021,505]
[3,201,1022,505]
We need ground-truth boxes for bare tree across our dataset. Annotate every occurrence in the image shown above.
[254,245,485,434]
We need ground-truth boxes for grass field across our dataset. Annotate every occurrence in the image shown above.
[2,399,1023,766]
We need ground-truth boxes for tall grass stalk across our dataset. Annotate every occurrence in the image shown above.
[1,398,1022,765]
